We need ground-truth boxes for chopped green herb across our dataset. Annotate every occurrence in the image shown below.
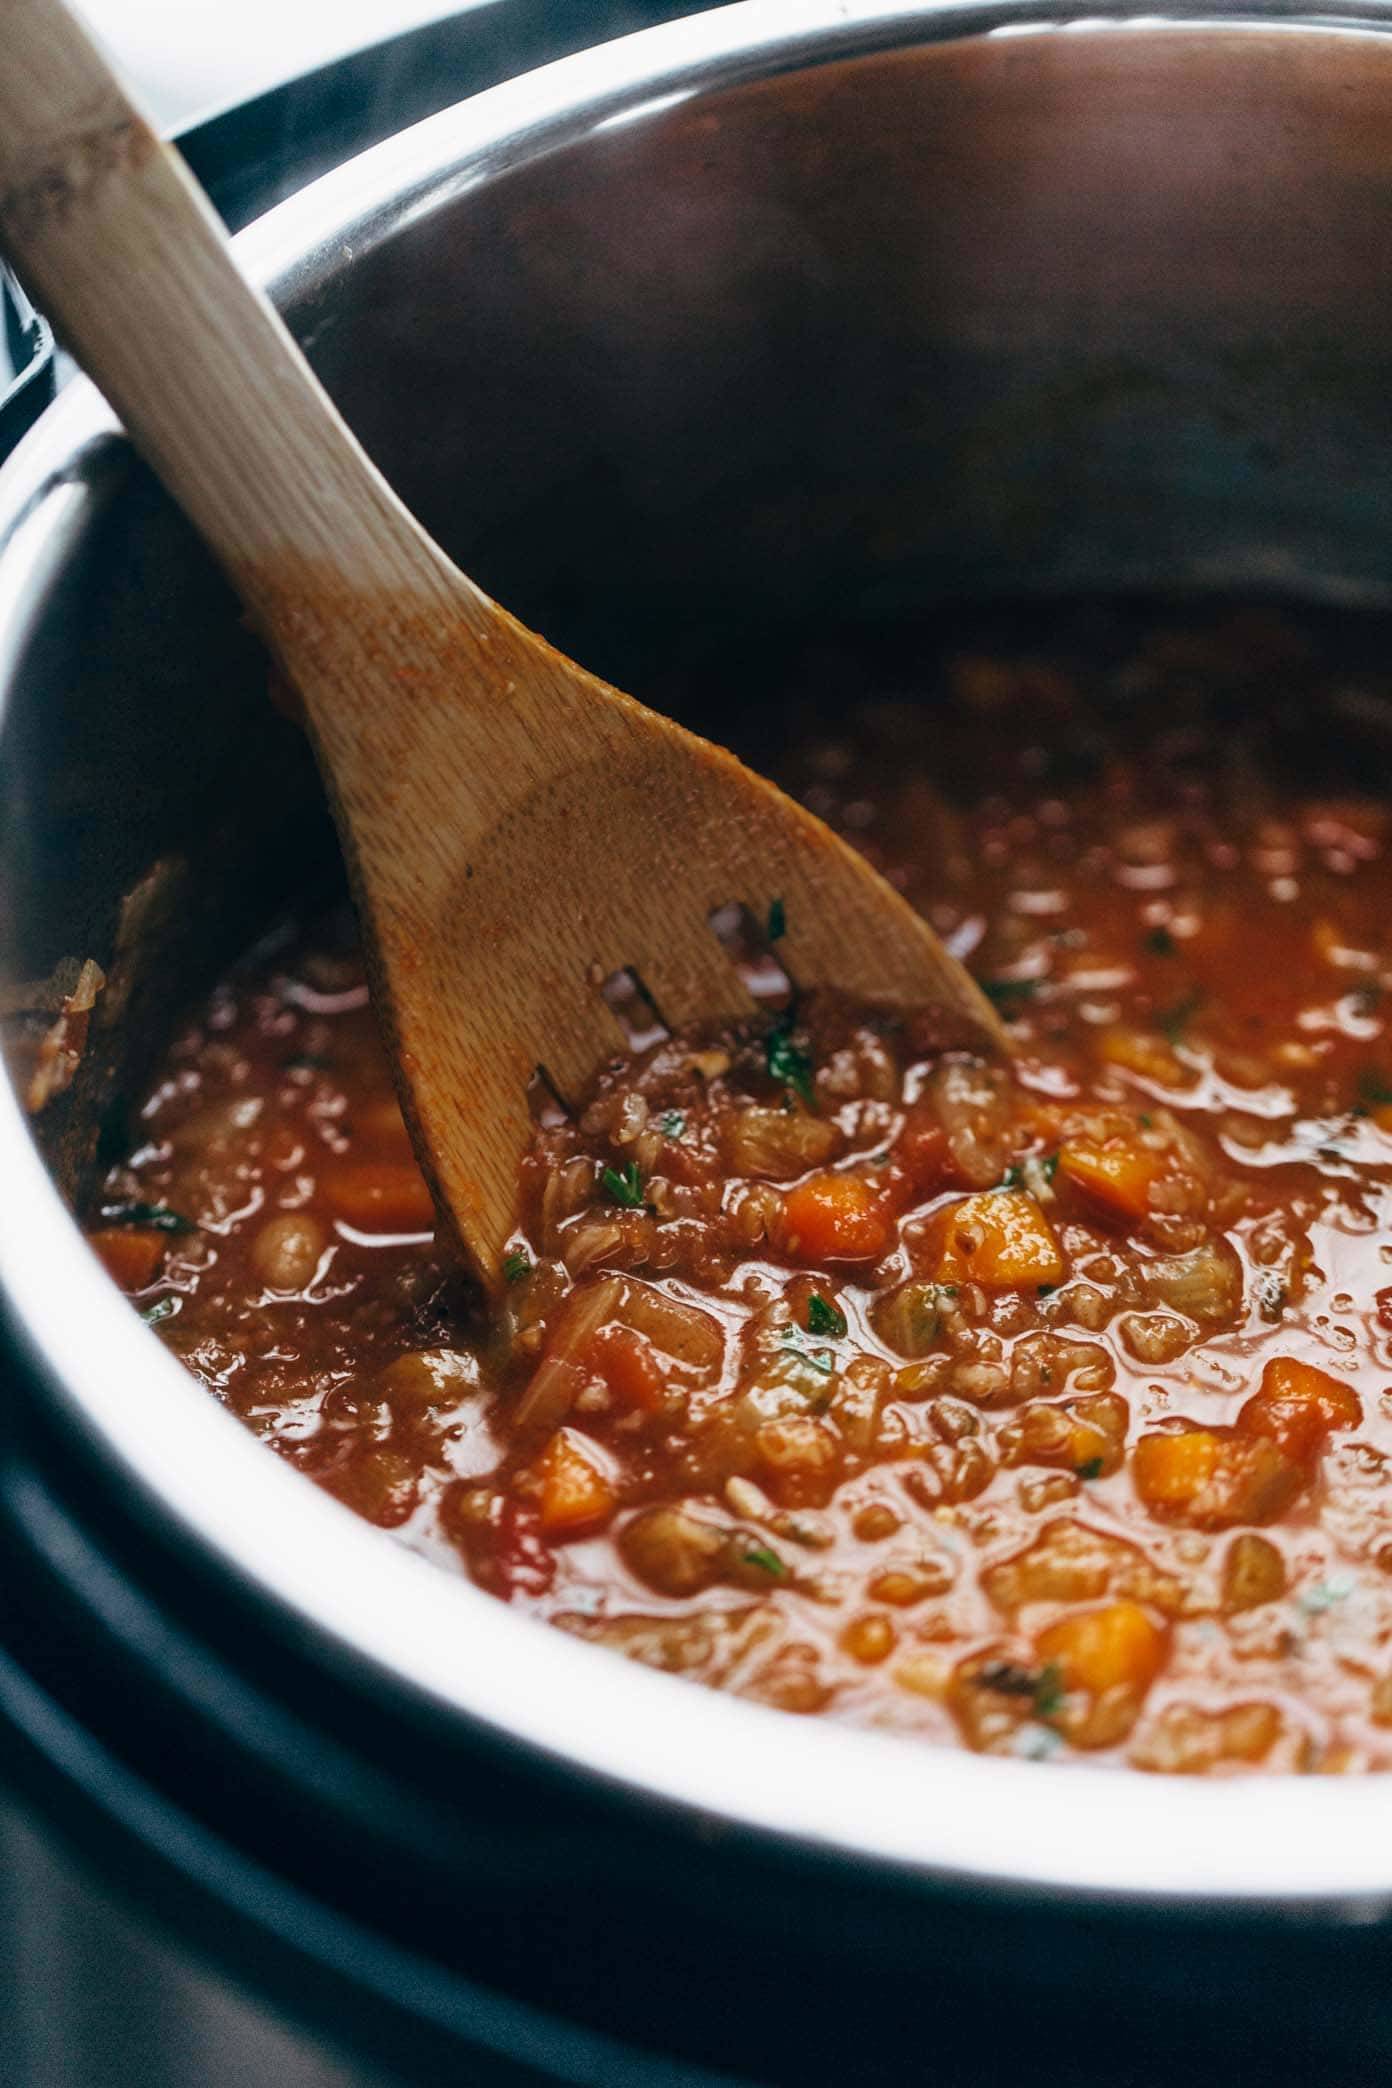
[502,1251,531,1284]
[1033,1661,1065,1720]
[140,1297,177,1325]
[658,1109,686,1139]
[1159,989,1203,1045]
[980,976,1038,1012]
[1138,1113,1153,1129]
[807,1293,847,1339]
[600,1161,647,1209]
[766,897,787,943]
[1357,1071,1392,1111]
[99,1201,195,1235]
[285,1052,331,1072]
[1002,1152,1058,1196]
[742,1543,787,1578]
[766,1018,816,1109]
[1036,1283,1058,1298]
[1075,1456,1104,1482]
[1144,926,1177,957]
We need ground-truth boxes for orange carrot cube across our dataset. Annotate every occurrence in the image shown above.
[323,1161,436,1233]
[535,1428,617,1537]
[588,1323,667,1414]
[927,1191,1064,1289]
[1036,1600,1168,1699]
[781,1173,894,1263]
[1057,1137,1161,1224]
[88,1226,167,1291]
[1133,1427,1303,1529]
[1237,1355,1362,1466]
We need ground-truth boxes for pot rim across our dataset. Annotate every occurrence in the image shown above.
[7,0,1392,1913]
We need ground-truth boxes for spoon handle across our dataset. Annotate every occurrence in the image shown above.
[0,0,473,623]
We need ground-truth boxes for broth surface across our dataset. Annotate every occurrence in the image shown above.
[88,603,1392,1772]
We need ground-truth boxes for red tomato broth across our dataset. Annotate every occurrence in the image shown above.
[88,603,1392,1773]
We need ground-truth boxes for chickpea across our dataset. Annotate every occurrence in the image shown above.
[251,1211,327,1292]
[842,1613,896,1665]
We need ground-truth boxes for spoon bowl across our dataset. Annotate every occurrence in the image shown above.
[0,0,1001,1287]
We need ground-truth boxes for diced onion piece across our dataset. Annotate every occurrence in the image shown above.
[380,1347,480,1411]
[871,1279,950,1358]
[722,1105,838,1181]
[617,1278,725,1377]
[927,1191,1064,1290]
[780,1173,894,1263]
[1141,1240,1243,1326]
[926,1061,1015,1188]
[1237,1355,1362,1466]
[1221,1533,1287,1614]
[515,1275,624,1429]
[535,1428,617,1536]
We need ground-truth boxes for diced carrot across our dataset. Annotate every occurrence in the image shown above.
[1237,1355,1362,1466]
[1132,1426,1303,1529]
[781,1173,894,1263]
[323,1161,436,1232]
[588,1323,667,1413]
[927,1191,1065,1290]
[1095,1026,1187,1087]
[535,1427,618,1536]
[1035,1600,1168,1699]
[1132,1428,1220,1507]
[355,1092,415,1151]
[1057,1136,1162,1224]
[88,1226,167,1291]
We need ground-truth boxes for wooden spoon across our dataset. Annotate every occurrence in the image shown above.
[0,0,1003,1290]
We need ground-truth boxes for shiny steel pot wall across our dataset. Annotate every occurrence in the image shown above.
[8,6,1392,2082]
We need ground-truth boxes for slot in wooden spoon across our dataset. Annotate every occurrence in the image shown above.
[0,0,1004,1290]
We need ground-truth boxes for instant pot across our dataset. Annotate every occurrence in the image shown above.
[7,3,1392,2081]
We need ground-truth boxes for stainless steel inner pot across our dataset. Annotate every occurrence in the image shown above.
[7,0,1392,2052]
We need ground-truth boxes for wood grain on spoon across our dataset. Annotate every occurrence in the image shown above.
[0,0,1004,1290]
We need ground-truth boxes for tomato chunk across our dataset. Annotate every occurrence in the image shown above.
[1132,1427,1304,1529]
[927,1191,1064,1289]
[1057,1136,1161,1224]
[588,1323,667,1413]
[88,1226,167,1291]
[781,1173,894,1262]
[535,1428,618,1536]
[1237,1355,1362,1466]
[894,1108,953,1195]
[323,1161,436,1233]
